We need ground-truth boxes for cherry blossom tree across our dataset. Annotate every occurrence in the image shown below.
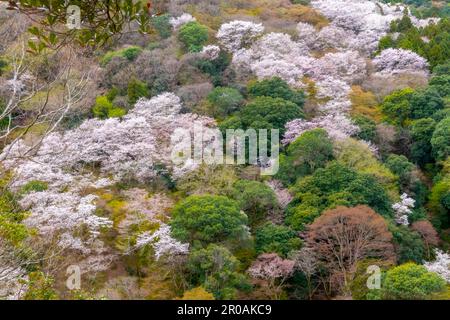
[311,51,367,84]
[248,253,295,299]
[392,193,415,226]
[283,114,359,145]
[216,20,264,52]
[135,224,189,260]
[372,48,429,75]
[296,22,317,48]
[201,45,221,60]
[424,250,450,283]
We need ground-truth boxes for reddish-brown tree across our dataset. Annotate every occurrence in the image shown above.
[411,220,440,258]
[305,205,395,296]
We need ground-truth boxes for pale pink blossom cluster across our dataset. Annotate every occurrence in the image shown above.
[283,114,359,145]
[135,224,189,260]
[424,250,450,283]
[216,20,264,52]
[372,48,429,76]
[169,13,196,30]
[248,253,295,280]
[392,193,416,226]
[311,51,367,84]
[0,93,215,263]
[231,32,314,87]
[19,192,112,237]
[201,45,221,60]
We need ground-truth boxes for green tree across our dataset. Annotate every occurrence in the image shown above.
[381,88,414,126]
[385,154,415,189]
[207,87,244,119]
[178,21,209,53]
[429,75,450,98]
[410,118,436,166]
[410,87,444,120]
[277,129,334,185]
[170,195,248,245]
[352,115,377,142]
[382,263,446,300]
[186,244,250,299]
[431,117,450,162]
[286,162,392,230]
[255,222,301,257]
[238,96,304,132]
[390,224,425,264]
[231,180,278,226]
[247,77,305,106]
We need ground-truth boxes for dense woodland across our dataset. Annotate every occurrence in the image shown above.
[0,0,449,300]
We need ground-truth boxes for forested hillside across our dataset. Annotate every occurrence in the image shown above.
[0,0,449,300]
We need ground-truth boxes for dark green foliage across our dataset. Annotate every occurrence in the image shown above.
[20,180,48,194]
[385,154,415,187]
[170,195,248,245]
[254,222,301,257]
[433,61,450,76]
[429,75,450,98]
[0,58,7,75]
[247,77,305,107]
[235,96,303,133]
[178,21,209,53]
[390,14,414,33]
[277,129,334,185]
[410,87,444,119]
[409,118,436,166]
[352,115,377,142]
[390,224,426,264]
[231,180,278,226]
[381,88,414,126]
[431,117,450,161]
